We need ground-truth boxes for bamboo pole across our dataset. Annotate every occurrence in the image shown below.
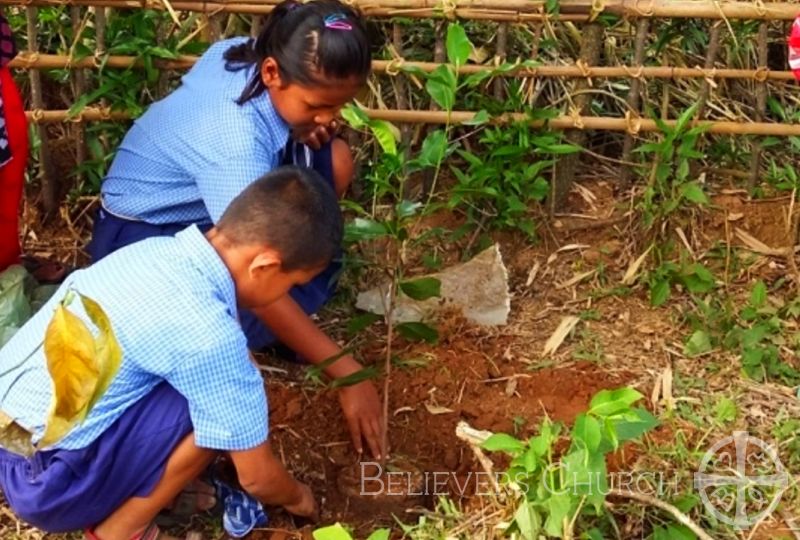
[3,0,800,21]
[749,22,769,190]
[10,52,800,82]
[26,107,800,137]
[620,18,650,188]
[25,7,59,216]
[493,22,508,100]
[392,22,411,148]
[695,22,723,120]
[70,6,87,181]
[552,22,604,212]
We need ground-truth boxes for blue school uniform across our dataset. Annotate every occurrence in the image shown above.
[0,226,268,531]
[90,37,342,351]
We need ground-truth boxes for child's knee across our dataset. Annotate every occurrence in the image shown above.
[330,138,354,198]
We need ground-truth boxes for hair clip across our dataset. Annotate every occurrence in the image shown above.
[286,2,301,10]
[324,13,353,31]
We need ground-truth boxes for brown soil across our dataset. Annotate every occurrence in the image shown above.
[253,331,631,535]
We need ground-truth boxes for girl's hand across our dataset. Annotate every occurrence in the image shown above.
[284,481,319,521]
[293,121,339,150]
[338,380,385,460]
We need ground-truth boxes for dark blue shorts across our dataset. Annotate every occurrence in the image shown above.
[0,384,193,533]
[87,142,342,352]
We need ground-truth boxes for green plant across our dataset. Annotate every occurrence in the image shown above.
[635,104,711,230]
[682,280,800,385]
[449,120,579,237]
[647,256,717,307]
[313,523,389,540]
[481,387,658,539]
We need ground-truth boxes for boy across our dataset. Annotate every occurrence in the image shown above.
[0,166,340,540]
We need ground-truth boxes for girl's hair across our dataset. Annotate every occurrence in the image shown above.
[224,0,370,105]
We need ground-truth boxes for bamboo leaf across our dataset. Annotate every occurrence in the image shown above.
[40,303,99,447]
[80,294,122,412]
[0,410,34,457]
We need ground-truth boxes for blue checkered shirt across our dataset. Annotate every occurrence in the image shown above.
[0,226,268,451]
[101,37,291,225]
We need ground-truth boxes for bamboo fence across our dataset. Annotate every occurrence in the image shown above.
[2,0,800,212]
[2,0,800,20]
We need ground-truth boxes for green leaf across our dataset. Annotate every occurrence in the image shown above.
[446,23,472,68]
[368,119,399,156]
[396,200,423,219]
[589,387,643,417]
[462,109,490,126]
[713,397,737,424]
[417,130,448,167]
[513,501,541,540]
[313,523,354,540]
[543,492,573,537]
[399,277,441,301]
[750,280,768,308]
[366,530,391,540]
[481,433,525,454]
[573,414,602,452]
[675,102,700,134]
[680,182,709,205]
[340,103,369,129]
[650,279,671,307]
[344,218,388,242]
[654,524,697,540]
[538,143,582,155]
[426,65,457,111]
[346,313,381,335]
[396,322,439,344]
[612,408,659,443]
[684,330,712,357]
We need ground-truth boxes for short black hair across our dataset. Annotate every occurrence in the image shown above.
[224,0,371,105]
[217,166,343,271]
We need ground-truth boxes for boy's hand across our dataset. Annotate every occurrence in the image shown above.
[284,481,318,521]
[338,380,385,459]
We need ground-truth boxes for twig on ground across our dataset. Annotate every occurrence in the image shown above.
[607,489,714,540]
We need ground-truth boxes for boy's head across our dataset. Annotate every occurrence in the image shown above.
[213,166,343,309]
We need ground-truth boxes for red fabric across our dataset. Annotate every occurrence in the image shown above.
[0,66,28,272]
[791,16,800,81]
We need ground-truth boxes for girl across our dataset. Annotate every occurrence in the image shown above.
[91,0,384,460]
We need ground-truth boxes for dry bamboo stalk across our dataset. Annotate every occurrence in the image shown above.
[695,22,723,120]
[619,18,649,188]
[23,107,800,137]
[4,0,800,20]
[13,53,799,82]
[70,6,87,180]
[392,22,411,147]
[155,15,170,97]
[493,22,508,100]
[95,6,106,56]
[25,6,58,216]
[552,22,603,212]
[748,22,769,190]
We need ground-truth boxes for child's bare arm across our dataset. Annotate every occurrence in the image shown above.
[229,441,317,518]
[252,296,384,459]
